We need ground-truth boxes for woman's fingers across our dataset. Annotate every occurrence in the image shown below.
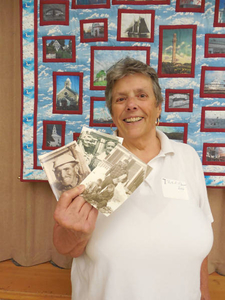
[57,185,86,210]
[54,184,98,236]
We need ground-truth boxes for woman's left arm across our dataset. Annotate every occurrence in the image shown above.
[200,256,211,300]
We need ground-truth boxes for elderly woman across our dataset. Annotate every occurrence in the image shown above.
[53,57,213,300]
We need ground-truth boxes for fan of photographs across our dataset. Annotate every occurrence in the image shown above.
[39,127,151,216]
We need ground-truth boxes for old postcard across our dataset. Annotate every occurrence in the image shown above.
[39,140,90,200]
[81,143,152,217]
[77,125,123,170]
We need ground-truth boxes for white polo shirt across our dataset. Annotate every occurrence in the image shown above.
[71,130,213,300]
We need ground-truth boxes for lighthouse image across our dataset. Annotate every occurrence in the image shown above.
[172,33,177,64]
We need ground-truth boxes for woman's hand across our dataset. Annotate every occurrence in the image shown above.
[53,185,98,257]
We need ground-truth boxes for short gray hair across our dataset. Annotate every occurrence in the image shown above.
[105,57,163,115]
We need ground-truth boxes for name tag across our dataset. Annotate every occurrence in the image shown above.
[162,178,189,200]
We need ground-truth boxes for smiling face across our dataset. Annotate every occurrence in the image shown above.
[105,141,116,155]
[55,162,79,187]
[111,73,162,143]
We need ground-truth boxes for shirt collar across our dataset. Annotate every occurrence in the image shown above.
[113,128,175,156]
[156,128,175,156]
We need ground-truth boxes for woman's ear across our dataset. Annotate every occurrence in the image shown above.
[157,103,162,118]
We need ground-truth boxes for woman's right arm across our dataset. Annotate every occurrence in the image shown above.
[53,185,98,258]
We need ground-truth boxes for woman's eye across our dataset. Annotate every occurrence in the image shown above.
[139,94,146,98]
[116,97,125,102]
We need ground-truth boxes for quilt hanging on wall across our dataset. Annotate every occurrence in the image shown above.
[20,0,225,187]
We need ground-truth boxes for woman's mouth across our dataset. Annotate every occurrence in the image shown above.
[124,117,143,123]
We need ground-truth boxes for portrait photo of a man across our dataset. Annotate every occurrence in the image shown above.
[52,154,81,196]
[39,141,90,201]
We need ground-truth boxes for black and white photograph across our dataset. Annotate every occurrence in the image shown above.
[81,143,152,216]
[205,34,225,57]
[39,141,90,200]
[42,120,66,150]
[201,107,225,132]
[40,0,69,26]
[117,9,155,42]
[168,92,190,108]
[165,89,193,112]
[77,126,123,170]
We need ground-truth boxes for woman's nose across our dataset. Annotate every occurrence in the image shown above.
[126,96,137,111]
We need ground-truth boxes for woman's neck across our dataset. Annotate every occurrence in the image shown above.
[122,134,161,164]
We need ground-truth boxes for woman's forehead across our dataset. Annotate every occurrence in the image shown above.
[112,74,153,95]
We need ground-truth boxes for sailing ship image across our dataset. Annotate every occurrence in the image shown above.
[125,16,150,38]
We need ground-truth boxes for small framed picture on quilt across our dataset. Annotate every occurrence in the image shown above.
[90,46,150,90]
[53,72,83,114]
[214,0,225,27]
[205,34,225,57]
[117,9,155,42]
[200,66,225,98]
[40,0,69,26]
[80,19,108,43]
[89,97,114,127]
[72,0,110,9]
[42,120,66,150]
[201,107,225,132]
[158,25,197,78]
[158,123,188,143]
[202,143,225,166]
[42,36,76,62]
[165,89,193,112]
[175,0,205,13]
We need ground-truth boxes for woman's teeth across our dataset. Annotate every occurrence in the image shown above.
[124,117,143,123]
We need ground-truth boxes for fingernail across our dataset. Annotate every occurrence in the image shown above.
[79,184,85,192]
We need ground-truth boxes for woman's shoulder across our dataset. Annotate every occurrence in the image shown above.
[170,139,196,153]
[169,139,201,165]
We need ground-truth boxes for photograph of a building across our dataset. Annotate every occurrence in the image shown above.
[204,71,225,94]
[56,77,79,111]
[83,22,105,39]
[45,38,73,59]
